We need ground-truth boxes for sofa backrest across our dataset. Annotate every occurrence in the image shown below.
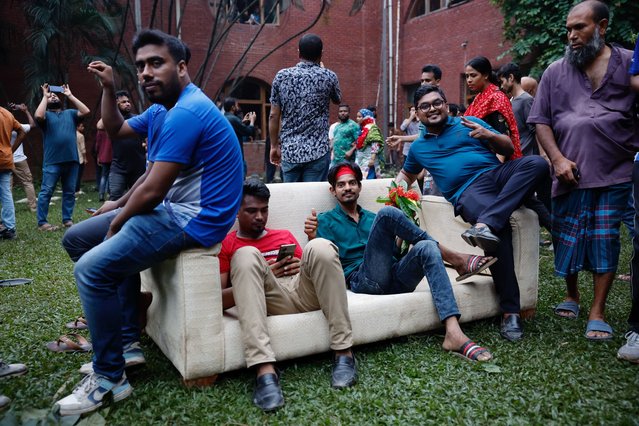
[229,179,396,248]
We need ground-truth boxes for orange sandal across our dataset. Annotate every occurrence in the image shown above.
[46,333,92,353]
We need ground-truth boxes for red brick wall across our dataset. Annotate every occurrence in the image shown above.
[398,0,510,110]
[1,0,511,179]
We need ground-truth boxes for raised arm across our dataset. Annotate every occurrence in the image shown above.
[62,85,90,118]
[34,84,50,123]
[87,61,137,140]
[10,103,36,128]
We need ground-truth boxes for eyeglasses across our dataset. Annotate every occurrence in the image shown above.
[417,99,445,112]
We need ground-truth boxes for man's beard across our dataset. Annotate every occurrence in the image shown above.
[47,101,61,109]
[565,26,604,69]
[339,116,348,123]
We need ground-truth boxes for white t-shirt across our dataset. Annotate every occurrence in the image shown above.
[328,121,339,142]
[11,124,31,163]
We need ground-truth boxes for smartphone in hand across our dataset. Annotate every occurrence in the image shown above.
[276,244,296,262]
[49,85,64,93]
[85,207,97,214]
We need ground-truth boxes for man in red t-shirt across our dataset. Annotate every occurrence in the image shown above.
[219,178,356,412]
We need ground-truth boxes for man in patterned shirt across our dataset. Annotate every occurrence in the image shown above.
[269,33,341,182]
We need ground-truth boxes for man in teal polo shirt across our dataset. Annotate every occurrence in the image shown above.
[396,84,549,341]
[304,161,494,362]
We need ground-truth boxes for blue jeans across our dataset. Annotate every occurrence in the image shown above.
[349,207,460,322]
[62,210,142,356]
[99,163,111,199]
[0,170,15,230]
[281,151,330,183]
[629,161,639,332]
[37,162,79,226]
[72,205,199,381]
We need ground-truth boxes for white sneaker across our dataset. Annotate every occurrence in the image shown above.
[0,361,27,378]
[79,342,146,375]
[617,331,639,364]
[0,395,10,410]
[55,372,132,416]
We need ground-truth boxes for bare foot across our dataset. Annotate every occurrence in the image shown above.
[442,330,492,362]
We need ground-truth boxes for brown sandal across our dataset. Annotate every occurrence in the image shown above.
[65,316,88,330]
[38,223,59,232]
[46,333,92,353]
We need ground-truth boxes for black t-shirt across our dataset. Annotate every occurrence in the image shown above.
[112,113,146,176]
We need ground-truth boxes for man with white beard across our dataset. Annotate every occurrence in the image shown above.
[528,0,639,341]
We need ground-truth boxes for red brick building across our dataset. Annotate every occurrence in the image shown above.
[0,0,509,178]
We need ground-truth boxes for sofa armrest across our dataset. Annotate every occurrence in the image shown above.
[140,244,226,380]
[419,195,539,310]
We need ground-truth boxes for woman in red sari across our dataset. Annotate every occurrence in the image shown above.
[464,56,522,160]
[465,56,552,234]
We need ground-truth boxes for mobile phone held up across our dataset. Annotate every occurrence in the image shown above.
[49,85,64,93]
[276,244,296,262]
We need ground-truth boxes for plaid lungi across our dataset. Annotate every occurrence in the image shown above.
[552,183,632,277]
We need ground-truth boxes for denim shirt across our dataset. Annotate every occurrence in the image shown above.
[317,204,376,280]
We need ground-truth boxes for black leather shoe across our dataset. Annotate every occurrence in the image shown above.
[331,355,357,389]
[500,314,524,342]
[471,226,501,252]
[252,373,284,412]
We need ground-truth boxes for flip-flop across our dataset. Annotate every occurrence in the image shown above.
[456,255,498,282]
[553,300,580,319]
[38,223,59,232]
[46,333,92,353]
[0,278,33,287]
[65,316,88,330]
[584,320,613,341]
[450,340,493,362]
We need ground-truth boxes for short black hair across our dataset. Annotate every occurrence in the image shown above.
[132,29,191,65]
[242,178,270,202]
[338,104,350,110]
[448,103,460,116]
[115,90,130,99]
[327,161,363,188]
[414,84,447,106]
[421,64,442,80]
[496,63,522,83]
[571,0,609,23]
[299,34,323,61]
[223,97,237,112]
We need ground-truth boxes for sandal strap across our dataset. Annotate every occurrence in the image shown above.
[460,340,488,360]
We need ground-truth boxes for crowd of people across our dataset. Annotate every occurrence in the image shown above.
[0,0,638,417]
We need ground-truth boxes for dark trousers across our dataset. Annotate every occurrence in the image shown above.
[456,156,549,313]
[629,161,639,332]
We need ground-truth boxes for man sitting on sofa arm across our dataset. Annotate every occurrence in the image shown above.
[220,178,356,412]
[395,84,549,341]
[304,161,494,362]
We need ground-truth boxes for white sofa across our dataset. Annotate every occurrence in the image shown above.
[141,179,539,385]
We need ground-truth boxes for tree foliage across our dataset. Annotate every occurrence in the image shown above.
[491,0,639,77]
[22,0,136,108]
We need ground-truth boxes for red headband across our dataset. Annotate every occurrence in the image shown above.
[336,165,356,179]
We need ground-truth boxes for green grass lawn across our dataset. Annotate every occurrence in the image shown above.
[1,186,638,425]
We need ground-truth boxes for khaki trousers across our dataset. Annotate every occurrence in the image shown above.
[231,238,353,368]
[11,160,36,210]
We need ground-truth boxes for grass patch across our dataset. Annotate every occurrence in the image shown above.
[1,186,639,424]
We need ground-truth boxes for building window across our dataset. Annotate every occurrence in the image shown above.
[223,77,272,140]
[409,0,444,18]
[214,0,281,25]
